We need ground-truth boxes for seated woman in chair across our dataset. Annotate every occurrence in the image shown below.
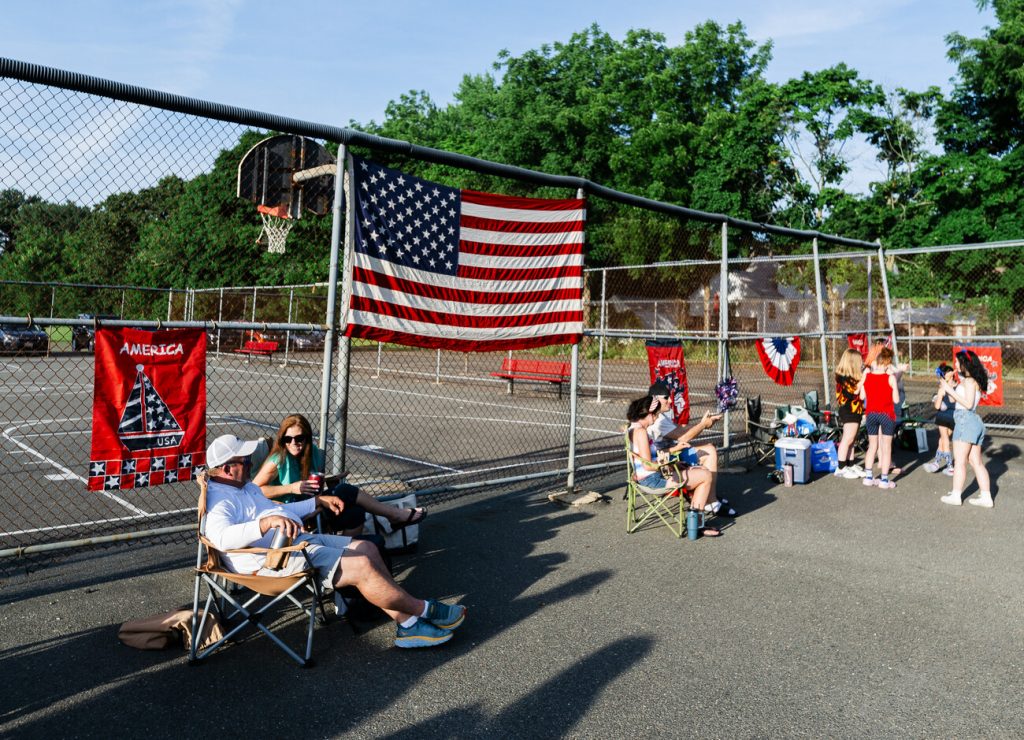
[627,396,721,537]
[253,414,426,536]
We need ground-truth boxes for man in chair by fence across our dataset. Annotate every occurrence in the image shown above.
[203,434,466,649]
[646,381,735,517]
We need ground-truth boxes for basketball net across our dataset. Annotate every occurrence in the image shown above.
[257,204,293,253]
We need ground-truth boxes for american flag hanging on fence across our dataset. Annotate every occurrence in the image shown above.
[344,155,586,352]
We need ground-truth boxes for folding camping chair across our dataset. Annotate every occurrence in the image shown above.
[745,396,780,467]
[624,431,691,537]
[189,472,331,667]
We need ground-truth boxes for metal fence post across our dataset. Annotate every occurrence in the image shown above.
[566,186,585,494]
[868,245,875,336]
[811,237,832,406]
[374,342,382,379]
[596,268,606,403]
[435,349,442,384]
[217,287,223,353]
[324,146,350,475]
[877,243,899,361]
[283,287,294,367]
[719,221,730,447]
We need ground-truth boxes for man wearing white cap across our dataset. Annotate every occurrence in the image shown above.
[203,434,466,648]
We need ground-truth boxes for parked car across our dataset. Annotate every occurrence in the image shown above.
[287,329,326,352]
[0,322,49,355]
[71,314,119,352]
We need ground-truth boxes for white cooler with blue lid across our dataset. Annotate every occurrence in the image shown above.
[774,437,812,483]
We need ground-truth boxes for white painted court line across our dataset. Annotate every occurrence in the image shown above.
[406,447,617,484]
[2,423,148,516]
[349,442,461,472]
[2,508,194,537]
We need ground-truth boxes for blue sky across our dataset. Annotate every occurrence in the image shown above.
[2,0,997,193]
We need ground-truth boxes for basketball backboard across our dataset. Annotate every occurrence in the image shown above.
[237,134,336,219]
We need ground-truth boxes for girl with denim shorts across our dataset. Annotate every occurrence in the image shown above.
[626,396,720,536]
[938,351,993,507]
[858,347,900,489]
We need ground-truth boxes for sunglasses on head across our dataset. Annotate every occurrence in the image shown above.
[282,434,307,444]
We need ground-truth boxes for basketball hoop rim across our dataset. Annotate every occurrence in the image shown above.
[257,204,292,219]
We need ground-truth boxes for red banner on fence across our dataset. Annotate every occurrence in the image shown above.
[88,327,207,491]
[645,340,690,425]
[953,343,1003,407]
[847,333,868,359]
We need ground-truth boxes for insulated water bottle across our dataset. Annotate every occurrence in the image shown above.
[686,509,703,540]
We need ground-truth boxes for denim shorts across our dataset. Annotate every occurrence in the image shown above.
[951,409,985,445]
[865,412,895,436]
[636,470,675,491]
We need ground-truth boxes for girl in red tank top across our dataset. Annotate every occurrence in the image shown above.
[858,348,900,488]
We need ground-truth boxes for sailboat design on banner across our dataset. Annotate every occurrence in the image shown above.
[117,363,185,451]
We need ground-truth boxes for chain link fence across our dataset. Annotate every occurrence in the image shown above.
[2,58,1020,568]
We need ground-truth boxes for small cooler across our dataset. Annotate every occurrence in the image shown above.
[774,437,812,483]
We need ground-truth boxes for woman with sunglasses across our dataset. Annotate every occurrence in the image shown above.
[253,414,426,534]
[938,351,993,507]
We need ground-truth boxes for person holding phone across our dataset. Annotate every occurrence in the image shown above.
[646,381,734,516]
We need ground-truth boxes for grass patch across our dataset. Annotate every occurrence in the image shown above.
[47,326,72,342]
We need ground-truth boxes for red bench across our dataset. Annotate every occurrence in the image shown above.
[233,340,279,362]
[491,358,571,399]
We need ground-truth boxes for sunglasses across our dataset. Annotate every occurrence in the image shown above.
[282,434,308,445]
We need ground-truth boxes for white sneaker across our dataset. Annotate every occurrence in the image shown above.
[940,492,962,506]
[841,467,862,479]
[923,458,944,473]
[943,466,955,477]
[862,477,877,487]
[847,464,867,478]
[967,492,994,508]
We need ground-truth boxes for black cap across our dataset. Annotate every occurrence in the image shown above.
[648,381,671,397]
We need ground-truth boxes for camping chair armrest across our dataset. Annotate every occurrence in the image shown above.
[220,541,310,555]
[747,419,779,434]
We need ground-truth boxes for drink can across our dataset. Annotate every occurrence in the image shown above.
[823,409,833,425]
[269,527,290,550]
[783,464,794,487]
[266,527,292,570]
[308,473,324,492]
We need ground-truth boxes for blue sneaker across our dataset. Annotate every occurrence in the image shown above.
[424,599,466,630]
[394,618,452,648]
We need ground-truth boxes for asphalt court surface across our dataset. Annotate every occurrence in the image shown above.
[2,445,1022,738]
[0,351,627,545]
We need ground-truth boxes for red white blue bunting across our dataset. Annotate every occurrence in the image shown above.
[755,337,801,386]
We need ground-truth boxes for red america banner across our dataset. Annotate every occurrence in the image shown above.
[645,339,690,425]
[88,327,207,491]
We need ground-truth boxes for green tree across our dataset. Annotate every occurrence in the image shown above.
[779,64,884,226]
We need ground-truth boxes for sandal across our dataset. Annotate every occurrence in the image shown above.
[701,527,722,537]
[391,507,427,530]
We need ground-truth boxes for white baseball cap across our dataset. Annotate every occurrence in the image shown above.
[206,434,260,468]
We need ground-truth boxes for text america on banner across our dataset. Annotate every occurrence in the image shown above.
[345,155,585,352]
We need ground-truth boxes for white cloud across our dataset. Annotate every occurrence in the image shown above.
[748,0,917,42]
[156,0,244,94]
